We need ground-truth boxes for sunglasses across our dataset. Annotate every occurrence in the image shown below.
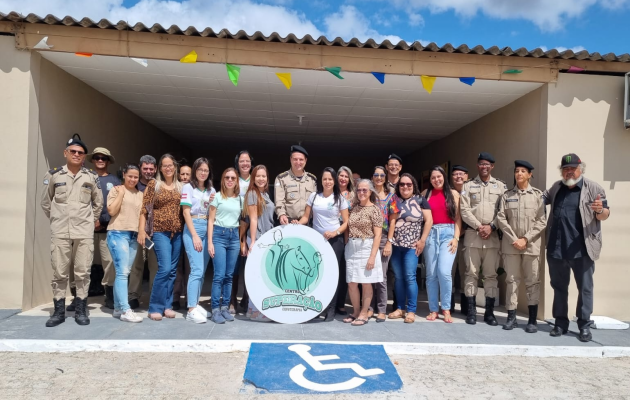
[356,189,369,194]
[92,156,109,162]
[399,183,413,188]
[225,176,237,181]
[373,173,385,178]
[67,149,85,156]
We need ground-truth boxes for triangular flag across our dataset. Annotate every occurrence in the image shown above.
[75,52,93,57]
[567,66,585,73]
[33,36,52,50]
[226,64,241,86]
[180,50,197,63]
[459,77,475,86]
[276,73,292,90]
[371,72,385,84]
[503,69,523,74]
[421,75,437,94]
[325,66,344,79]
[131,58,148,67]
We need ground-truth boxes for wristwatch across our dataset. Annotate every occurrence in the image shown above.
[388,238,395,244]
[490,223,497,231]
[336,230,341,236]
[596,209,604,215]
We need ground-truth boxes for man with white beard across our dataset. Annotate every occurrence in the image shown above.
[543,153,610,342]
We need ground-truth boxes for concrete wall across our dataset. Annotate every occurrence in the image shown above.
[547,73,630,321]
[0,36,31,309]
[4,46,189,310]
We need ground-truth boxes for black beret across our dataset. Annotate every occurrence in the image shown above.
[290,145,308,157]
[452,165,468,173]
[66,133,88,153]
[388,153,402,164]
[477,152,495,163]
[514,160,534,171]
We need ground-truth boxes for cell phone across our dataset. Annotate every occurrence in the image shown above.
[144,238,155,250]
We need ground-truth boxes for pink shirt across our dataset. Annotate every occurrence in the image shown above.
[427,188,454,225]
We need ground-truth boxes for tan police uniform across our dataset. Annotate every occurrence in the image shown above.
[496,184,546,310]
[274,170,317,221]
[459,175,507,299]
[41,165,104,300]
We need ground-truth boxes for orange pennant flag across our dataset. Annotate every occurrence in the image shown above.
[75,52,93,57]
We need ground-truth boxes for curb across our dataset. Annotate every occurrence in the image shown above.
[1,340,629,358]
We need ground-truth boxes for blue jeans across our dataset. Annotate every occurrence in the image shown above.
[211,226,240,310]
[183,219,210,308]
[149,231,183,314]
[390,245,419,313]
[106,230,138,312]
[424,224,456,312]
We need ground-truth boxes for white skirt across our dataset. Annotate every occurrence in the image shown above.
[345,238,384,283]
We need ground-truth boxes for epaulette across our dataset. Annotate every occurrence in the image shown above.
[464,179,472,183]
[278,172,289,179]
[531,187,543,194]
[49,167,63,175]
[307,172,317,180]
[82,167,97,175]
[495,178,506,184]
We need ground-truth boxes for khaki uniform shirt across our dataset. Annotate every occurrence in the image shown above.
[460,175,507,249]
[274,170,317,220]
[496,184,547,255]
[41,165,104,239]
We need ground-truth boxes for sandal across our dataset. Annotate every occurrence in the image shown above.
[148,312,163,321]
[164,309,176,318]
[343,316,357,324]
[376,313,386,323]
[426,311,439,321]
[404,312,416,324]
[367,309,374,319]
[442,310,453,324]
[351,318,368,326]
[388,309,406,319]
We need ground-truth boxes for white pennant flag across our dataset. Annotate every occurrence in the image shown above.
[33,37,53,50]
[131,58,148,67]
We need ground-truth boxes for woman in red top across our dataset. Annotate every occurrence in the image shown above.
[422,166,462,323]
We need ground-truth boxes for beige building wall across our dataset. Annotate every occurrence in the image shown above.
[0,36,31,309]
[2,46,189,310]
[546,73,630,321]
[407,86,549,316]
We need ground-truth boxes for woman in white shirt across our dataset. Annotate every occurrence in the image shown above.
[231,150,253,313]
[181,158,216,324]
[295,167,349,321]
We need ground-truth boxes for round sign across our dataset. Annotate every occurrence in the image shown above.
[245,224,339,324]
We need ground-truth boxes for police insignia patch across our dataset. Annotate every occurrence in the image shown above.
[43,179,49,185]
[95,177,101,189]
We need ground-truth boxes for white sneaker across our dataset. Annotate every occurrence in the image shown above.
[113,309,122,318]
[120,309,143,323]
[196,304,211,319]
[186,307,207,324]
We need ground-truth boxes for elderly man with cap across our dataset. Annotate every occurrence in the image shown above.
[41,134,103,327]
[450,165,469,313]
[496,160,546,333]
[543,153,610,342]
[274,145,317,225]
[459,152,507,325]
[386,154,403,194]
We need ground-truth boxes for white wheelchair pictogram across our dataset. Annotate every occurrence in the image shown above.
[287,344,385,392]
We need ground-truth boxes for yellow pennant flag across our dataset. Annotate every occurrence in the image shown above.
[276,73,292,90]
[421,75,437,94]
[180,50,198,63]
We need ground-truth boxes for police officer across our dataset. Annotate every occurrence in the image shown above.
[41,134,103,327]
[459,152,507,325]
[274,145,317,224]
[496,160,546,333]
[450,165,469,314]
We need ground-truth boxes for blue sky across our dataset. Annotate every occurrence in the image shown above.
[2,0,628,55]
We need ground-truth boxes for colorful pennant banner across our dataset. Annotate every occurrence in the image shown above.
[421,75,437,94]
[459,77,475,86]
[180,50,198,63]
[276,73,292,89]
[371,72,385,84]
[325,66,344,79]
[226,64,241,86]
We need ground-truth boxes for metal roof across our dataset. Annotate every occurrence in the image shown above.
[2,11,629,63]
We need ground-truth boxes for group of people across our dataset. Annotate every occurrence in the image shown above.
[41,134,610,342]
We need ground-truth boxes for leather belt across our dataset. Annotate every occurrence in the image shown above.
[191,215,208,219]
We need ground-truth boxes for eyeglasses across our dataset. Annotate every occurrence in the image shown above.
[92,156,109,162]
[67,149,85,156]
[197,169,210,174]
[373,173,385,178]
[477,163,492,168]
[399,183,413,188]
[452,172,466,177]
[356,189,369,194]
[162,164,175,170]
[225,176,237,181]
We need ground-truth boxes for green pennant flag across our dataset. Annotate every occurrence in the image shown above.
[325,66,344,79]
[503,69,523,74]
[226,64,241,86]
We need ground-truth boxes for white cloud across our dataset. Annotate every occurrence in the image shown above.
[0,0,323,38]
[323,5,404,43]
[408,12,424,27]
[388,0,629,31]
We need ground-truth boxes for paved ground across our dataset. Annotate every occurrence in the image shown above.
[1,351,629,399]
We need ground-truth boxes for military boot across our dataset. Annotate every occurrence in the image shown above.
[465,296,477,325]
[104,286,115,310]
[484,297,498,326]
[66,287,78,312]
[460,293,468,315]
[46,298,66,327]
[74,298,90,326]
[503,310,518,330]
[525,305,538,333]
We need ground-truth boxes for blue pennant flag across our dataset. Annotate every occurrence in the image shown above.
[459,77,475,86]
[371,72,385,84]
